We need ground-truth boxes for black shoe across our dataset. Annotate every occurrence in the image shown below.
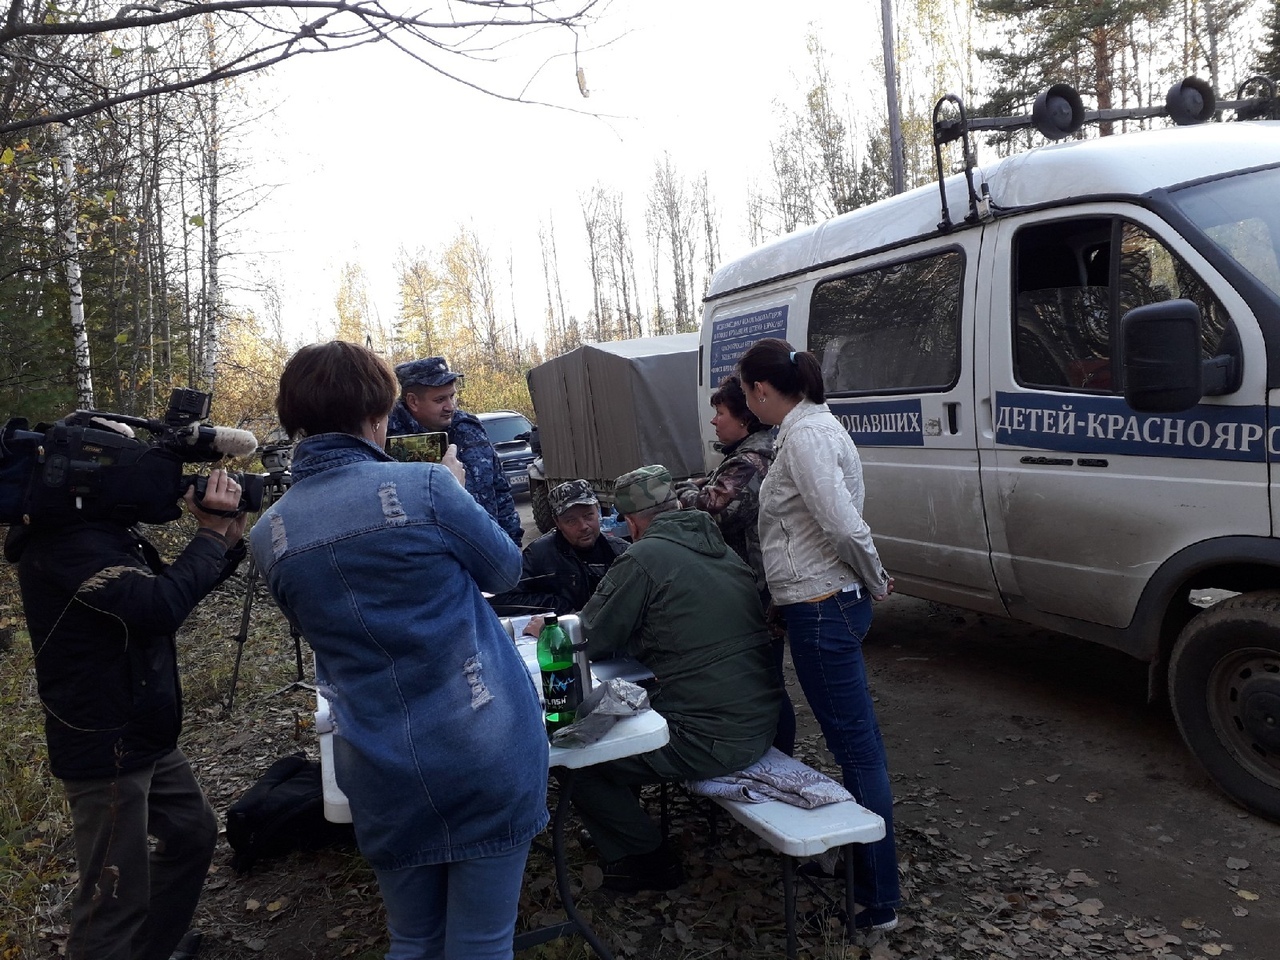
[797,855,846,880]
[170,930,202,960]
[600,845,684,893]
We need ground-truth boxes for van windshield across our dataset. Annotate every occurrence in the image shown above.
[1170,166,1280,302]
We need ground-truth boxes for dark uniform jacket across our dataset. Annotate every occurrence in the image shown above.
[386,402,523,546]
[489,529,628,616]
[581,509,779,772]
[4,520,243,780]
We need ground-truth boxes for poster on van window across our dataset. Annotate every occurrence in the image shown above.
[994,392,1271,462]
[709,306,789,384]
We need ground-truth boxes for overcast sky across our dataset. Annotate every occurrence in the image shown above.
[233,0,887,345]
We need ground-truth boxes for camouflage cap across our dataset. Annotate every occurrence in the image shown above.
[550,479,598,517]
[613,465,675,515]
[394,356,459,389]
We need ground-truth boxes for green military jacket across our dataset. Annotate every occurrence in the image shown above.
[582,508,780,771]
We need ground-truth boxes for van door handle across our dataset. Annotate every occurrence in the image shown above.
[944,402,960,435]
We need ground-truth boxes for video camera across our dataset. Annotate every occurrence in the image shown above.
[1,388,264,527]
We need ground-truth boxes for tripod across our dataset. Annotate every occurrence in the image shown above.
[223,471,309,716]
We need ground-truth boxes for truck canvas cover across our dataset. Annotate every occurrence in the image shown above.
[528,333,704,488]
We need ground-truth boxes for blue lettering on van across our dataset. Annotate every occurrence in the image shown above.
[995,392,1269,462]
[828,399,925,446]
[708,306,789,383]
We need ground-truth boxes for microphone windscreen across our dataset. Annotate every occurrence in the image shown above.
[209,426,260,458]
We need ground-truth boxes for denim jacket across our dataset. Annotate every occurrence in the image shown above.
[758,401,890,604]
[249,433,548,869]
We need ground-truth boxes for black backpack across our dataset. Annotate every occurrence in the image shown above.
[225,752,355,873]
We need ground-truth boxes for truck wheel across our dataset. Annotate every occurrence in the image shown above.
[530,478,554,534]
[1168,590,1280,821]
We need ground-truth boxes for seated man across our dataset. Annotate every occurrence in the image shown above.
[489,479,628,616]
[386,355,523,545]
[571,465,780,892]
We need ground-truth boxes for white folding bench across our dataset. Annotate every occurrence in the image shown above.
[709,794,885,958]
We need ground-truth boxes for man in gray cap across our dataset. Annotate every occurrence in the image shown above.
[488,480,627,616]
[386,356,522,545]
[571,465,780,893]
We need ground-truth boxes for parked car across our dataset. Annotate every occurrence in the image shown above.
[476,410,535,495]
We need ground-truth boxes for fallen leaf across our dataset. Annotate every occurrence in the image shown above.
[266,897,288,912]
[1085,791,1102,803]
[1182,918,1204,930]
[1225,857,1250,870]
[1236,889,1260,901]
[1045,773,1062,783]
[1075,898,1104,916]
[1202,945,1223,956]
[244,899,261,912]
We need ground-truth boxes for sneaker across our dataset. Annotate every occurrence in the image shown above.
[853,907,898,932]
[600,845,685,893]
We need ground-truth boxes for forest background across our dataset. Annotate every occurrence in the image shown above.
[2,0,1279,443]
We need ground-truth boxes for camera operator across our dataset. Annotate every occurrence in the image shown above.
[3,469,248,960]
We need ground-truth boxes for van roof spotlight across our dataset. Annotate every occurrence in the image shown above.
[1032,84,1085,140]
[1167,77,1216,125]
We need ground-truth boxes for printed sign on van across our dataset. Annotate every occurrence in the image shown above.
[708,306,789,383]
[995,392,1270,462]
[829,399,926,446]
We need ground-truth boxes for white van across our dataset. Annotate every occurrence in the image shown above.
[699,118,1280,819]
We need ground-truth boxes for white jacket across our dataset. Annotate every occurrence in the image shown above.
[758,400,889,604]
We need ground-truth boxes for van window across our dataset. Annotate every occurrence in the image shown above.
[1171,166,1280,301]
[1013,217,1237,393]
[809,250,963,394]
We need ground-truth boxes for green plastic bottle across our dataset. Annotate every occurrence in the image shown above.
[537,614,578,736]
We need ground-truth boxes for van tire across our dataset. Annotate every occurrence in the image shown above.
[530,479,554,534]
[1168,591,1280,822]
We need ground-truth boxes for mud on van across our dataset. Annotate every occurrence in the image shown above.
[699,112,1280,820]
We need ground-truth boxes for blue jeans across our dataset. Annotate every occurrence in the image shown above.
[374,841,532,960]
[782,591,900,910]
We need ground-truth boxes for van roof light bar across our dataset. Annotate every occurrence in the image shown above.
[931,76,1277,230]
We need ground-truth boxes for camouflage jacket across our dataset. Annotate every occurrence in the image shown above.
[675,428,774,608]
[386,401,523,546]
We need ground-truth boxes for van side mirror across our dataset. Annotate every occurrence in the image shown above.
[1120,300,1203,412]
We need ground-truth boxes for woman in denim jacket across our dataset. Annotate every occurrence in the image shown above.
[249,342,548,960]
[738,336,901,934]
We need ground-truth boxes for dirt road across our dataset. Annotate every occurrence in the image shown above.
[845,596,1279,955]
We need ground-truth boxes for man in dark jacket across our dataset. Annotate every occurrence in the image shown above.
[488,479,627,616]
[572,465,780,893]
[385,355,523,545]
[4,470,247,960]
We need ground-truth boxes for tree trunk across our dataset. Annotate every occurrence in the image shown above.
[54,114,94,408]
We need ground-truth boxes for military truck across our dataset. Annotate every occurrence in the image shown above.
[526,333,704,533]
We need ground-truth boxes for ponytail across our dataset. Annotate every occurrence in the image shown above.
[737,337,825,404]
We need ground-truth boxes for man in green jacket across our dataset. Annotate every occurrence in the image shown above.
[575,464,780,893]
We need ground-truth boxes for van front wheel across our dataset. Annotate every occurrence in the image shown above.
[1169,590,1280,822]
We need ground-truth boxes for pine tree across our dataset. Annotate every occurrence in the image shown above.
[976,0,1171,135]
[1257,0,1280,80]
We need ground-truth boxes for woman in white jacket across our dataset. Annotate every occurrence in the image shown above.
[738,336,900,933]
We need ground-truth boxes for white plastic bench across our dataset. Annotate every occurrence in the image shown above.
[708,794,885,958]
